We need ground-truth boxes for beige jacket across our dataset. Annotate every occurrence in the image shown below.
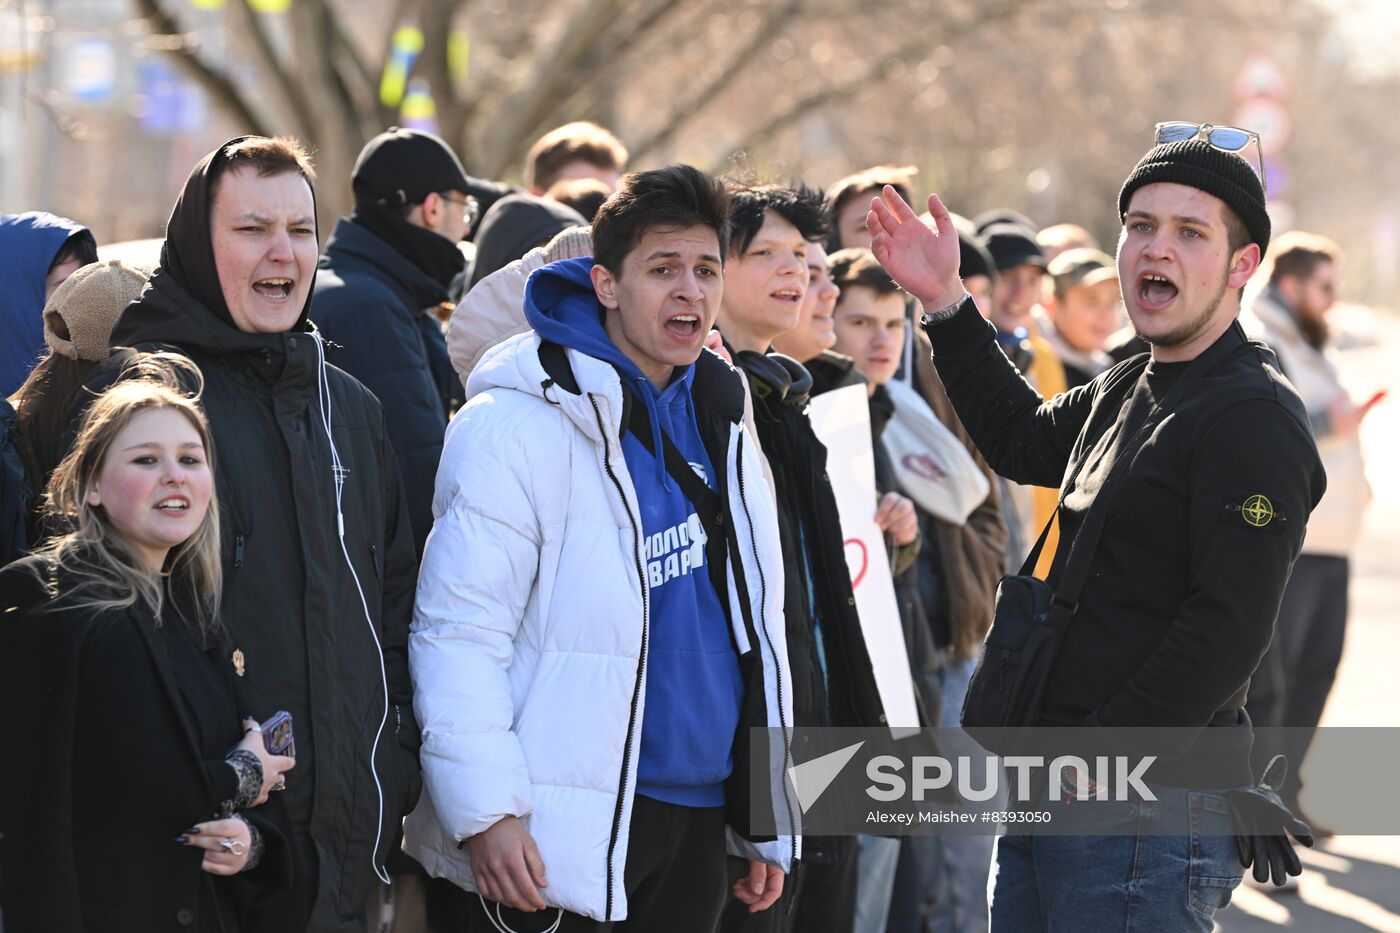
[1244,292,1370,557]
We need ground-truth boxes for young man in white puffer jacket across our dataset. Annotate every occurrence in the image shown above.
[404,165,798,930]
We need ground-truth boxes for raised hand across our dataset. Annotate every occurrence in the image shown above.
[866,186,964,311]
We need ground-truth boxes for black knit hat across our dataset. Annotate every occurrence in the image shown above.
[352,126,471,207]
[1118,139,1270,256]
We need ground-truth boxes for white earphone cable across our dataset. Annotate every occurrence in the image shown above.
[311,331,392,887]
[477,893,563,933]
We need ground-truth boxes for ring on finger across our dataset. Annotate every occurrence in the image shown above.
[273,776,287,792]
[219,837,246,856]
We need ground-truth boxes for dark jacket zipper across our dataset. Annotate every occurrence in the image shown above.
[734,432,799,864]
[590,392,650,923]
[233,534,246,568]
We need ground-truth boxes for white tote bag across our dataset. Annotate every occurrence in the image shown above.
[882,377,990,525]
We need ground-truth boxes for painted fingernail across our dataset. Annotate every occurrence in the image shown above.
[173,835,189,844]
[184,827,201,835]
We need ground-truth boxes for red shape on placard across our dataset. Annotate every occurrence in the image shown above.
[902,452,948,481]
[844,537,869,589]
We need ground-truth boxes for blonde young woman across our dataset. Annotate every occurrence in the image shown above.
[0,354,300,932]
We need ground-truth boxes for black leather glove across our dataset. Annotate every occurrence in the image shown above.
[1225,755,1315,885]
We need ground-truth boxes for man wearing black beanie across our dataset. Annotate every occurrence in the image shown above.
[866,131,1325,930]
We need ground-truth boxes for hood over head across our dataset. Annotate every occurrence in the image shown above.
[1,212,94,395]
[524,256,696,490]
[470,195,586,289]
[154,135,319,333]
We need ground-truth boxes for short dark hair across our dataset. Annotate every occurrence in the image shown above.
[829,248,901,298]
[592,164,730,274]
[726,183,829,255]
[826,165,917,221]
[545,177,612,224]
[1267,231,1340,286]
[527,121,629,191]
[210,136,316,198]
[48,230,98,274]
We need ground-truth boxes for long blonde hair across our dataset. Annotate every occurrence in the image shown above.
[35,352,222,634]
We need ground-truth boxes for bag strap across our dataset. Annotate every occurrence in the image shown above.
[1044,322,1246,632]
[620,384,731,598]
[1013,354,1152,578]
[537,339,739,625]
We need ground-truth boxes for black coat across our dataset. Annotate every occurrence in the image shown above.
[735,352,885,733]
[104,271,421,932]
[312,219,462,557]
[0,555,300,932]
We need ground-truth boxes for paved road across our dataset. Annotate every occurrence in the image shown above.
[1219,304,1400,932]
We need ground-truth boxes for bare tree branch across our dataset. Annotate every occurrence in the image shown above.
[590,0,690,66]
[418,0,466,146]
[226,0,317,140]
[629,0,803,162]
[475,0,627,177]
[370,0,423,129]
[301,0,372,148]
[131,0,272,135]
[720,0,1042,163]
[321,0,382,118]
[454,9,540,156]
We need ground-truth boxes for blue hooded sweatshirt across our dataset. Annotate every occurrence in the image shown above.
[525,257,743,808]
[0,212,93,397]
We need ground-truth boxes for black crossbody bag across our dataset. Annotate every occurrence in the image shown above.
[961,325,1244,749]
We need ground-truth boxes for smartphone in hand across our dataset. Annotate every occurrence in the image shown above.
[261,711,295,758]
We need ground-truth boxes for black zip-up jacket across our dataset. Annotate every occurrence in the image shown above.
[312,218,462,557]
[104,271,421,931]
[925,299,1324,785]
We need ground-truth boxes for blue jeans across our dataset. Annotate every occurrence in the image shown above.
[887,657,997,933]
[854,835,902,933]
[988,785,1246,932]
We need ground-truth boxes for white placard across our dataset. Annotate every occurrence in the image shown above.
[807,384,920,733]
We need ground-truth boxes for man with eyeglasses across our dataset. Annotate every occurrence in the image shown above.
[867,128,1325,929]
[313,126,476,559]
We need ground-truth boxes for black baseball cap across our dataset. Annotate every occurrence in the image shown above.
[981,223,1048,273]
[351,126,471,207]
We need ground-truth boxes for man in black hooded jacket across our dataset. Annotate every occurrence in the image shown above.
[99,136,420,933]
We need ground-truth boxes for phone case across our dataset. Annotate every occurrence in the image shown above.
[261,710,295,758]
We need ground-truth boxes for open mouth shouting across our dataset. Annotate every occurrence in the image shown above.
[664,313,702,340]
[253,277,295,301]
[1136,271,1179,312]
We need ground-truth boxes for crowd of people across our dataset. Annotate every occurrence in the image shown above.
[0,115,1377,933]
